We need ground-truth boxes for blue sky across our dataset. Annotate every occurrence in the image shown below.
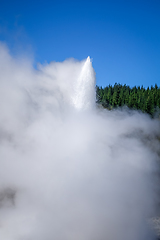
[0,0,160,88]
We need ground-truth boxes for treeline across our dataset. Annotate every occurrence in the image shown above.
[96,83,160,116]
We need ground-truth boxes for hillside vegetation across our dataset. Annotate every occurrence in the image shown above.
[96,83,160,117]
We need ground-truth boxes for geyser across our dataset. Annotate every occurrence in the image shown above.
[0,43,159,240]
[72,56,95,110]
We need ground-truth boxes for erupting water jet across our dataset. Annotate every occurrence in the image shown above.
[72,56,95,110]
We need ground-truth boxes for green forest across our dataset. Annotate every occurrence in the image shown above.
[96,83,160,117]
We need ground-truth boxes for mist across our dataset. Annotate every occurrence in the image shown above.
[0,42,159,240]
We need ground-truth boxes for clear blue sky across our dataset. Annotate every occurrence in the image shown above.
[0,0,160,88]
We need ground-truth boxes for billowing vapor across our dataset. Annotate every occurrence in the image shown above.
[0,42,159,240]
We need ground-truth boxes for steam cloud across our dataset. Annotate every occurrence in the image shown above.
[0,42,159,240]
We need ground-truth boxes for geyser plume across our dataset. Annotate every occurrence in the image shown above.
[0,42,159,240]
[72,56,95,110]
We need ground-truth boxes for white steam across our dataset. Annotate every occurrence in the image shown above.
[0,42,159,240]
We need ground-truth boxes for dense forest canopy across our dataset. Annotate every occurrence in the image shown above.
[96,83,160,117]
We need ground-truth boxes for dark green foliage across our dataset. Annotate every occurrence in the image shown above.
[96,83,160,117]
